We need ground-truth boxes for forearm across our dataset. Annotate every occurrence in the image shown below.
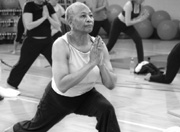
[48,16,60,30]
[99,64,117,89]
[93,3,106,12]
[58,63,96,93]
[25,16,47,30]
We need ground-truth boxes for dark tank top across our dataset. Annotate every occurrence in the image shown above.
[122,1,141,19]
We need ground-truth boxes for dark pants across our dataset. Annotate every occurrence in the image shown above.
[52,31,62,42]
[90,18,111,37]
[7,37,53,87]
[13,82,121,132]
[106,17,144,63]
[150,42,180,84]
[15,15,25,43]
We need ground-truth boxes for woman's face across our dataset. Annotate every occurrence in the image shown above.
[71,5,94,33]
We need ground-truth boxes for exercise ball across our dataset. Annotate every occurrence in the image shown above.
[172,19,180,38]
[1,0,20,9]
[107,4,123,23]
[151,10,171,28]
[142,5,155,20]
[157,20,178,40]
[134,19,154,39]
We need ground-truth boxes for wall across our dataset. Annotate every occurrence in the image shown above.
[109,0,180,20]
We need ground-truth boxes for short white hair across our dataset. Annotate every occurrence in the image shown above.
[65,2,88,24]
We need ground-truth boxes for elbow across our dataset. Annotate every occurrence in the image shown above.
[125,22,131,26]
[105,78,117,90]
[25,25,33,30]
[107,83,116,90]
[57,83,69,93]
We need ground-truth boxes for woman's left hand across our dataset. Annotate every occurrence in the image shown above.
[96,36,105,66]
[43,5,50,19]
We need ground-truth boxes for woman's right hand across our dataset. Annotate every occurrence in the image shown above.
[42,5,49,19]
[89,36,103,66]
[140,9,149,21]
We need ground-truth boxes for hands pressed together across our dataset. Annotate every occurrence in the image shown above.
[89,36,104,66]
[43,5,50,19]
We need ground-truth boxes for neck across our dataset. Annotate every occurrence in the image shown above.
[34,0,43,5]
[68,31,89,46]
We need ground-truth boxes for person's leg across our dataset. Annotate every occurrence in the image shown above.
[106,18,125,52]
[52,31,62,42]
[40,37,54,66]
[7,82,71,132]
[0,94,4,101]
[75,88,121,132]
[7,38,44,88]
[125,26,144,63]
[150,43,180,84]
[90,21,101,37]
[101,19,111,37]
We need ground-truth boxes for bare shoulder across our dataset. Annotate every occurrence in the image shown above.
[52,37,69,55]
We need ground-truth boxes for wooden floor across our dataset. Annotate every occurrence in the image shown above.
[0,39,180,132]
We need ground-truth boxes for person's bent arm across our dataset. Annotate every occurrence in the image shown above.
[48,13,61,30]
[92,0,108,12]
[23,13,47,30]
[52,38,100,93]
[123,2,148,26]
[98,39,117,90]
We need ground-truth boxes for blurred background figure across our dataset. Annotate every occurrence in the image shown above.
[87,0,111,37]
[7,0,60,90]
[106,0,149,64]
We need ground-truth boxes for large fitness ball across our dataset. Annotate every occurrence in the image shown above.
[1,0,20,9]
[142,5,155,20]
[151,10,171,28]
[107,4,123,23]
[134,19,154,39]
[157,20,178,40]
[172,19,180,39]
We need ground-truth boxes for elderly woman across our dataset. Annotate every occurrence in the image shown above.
[106,0,149,63]
[4,2,121,132]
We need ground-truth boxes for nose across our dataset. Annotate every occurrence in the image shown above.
[86,15,93,23]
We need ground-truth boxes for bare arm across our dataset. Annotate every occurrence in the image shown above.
[46,6,60,30]
[124,2,149,26]
[23,13,47,30]
[52,37,101,93]
[93,0,108,12]
[97,38,117,89]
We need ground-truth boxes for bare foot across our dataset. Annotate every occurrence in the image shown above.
[4,125,14,132]
[144,73,151,81]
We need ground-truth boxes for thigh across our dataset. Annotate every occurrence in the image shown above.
[13,83,70,132]
[102,19,111,36]
[41,38,53,65]
[75,88,113,117]
[18,38,41,65]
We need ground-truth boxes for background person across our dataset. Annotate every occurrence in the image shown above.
[106,0,149,63]
[49,0,64,41]
[88,0,111,37]
[145,42,180,84]
[7,0,60,89]
[4,2,121,132]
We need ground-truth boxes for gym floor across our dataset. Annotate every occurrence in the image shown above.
[0,39,180,132]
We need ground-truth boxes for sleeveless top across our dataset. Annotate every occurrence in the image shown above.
[51,33,101,97]
[118,1,141,21]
